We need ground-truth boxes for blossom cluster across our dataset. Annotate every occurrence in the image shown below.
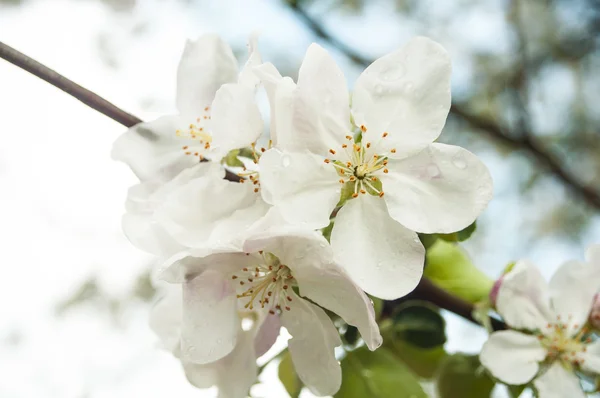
[113,34,495,396]
[480,245,600,397]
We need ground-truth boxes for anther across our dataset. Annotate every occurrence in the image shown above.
[360,189,366,194]
[182,146,188,150]
[360,125,367,132]
[383,169,389,173]
[382,132,388,138]
[345,135,352,140]
[379,192,385,197]
[324,159,330,164]
[366,142,371,148]
[329,149,336,155]
[352,193,359,198]
[390,148,396,153]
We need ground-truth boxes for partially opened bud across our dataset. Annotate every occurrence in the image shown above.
[590,294,600,330]
[489,276,503,308]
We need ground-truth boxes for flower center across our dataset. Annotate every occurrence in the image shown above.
[175,105,213,159]
[231,252,295,314]
[235,141,272,194]
[539,320,590,368]
[323,126,395,199]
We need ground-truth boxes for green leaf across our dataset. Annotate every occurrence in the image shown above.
[436,354,495,398]
[383,337,448,379]
[278,350,302,398]
[391,301,446,349]
[424,240,494,303]
[343,325,359,346]
[335,346,426,398]
[223,149,245,168]
[371,296,384,320]
[438,221,477,242]
[418,233,439,250]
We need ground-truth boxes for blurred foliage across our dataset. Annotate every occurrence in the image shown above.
[436,354,495,398]
[279,351,303,398]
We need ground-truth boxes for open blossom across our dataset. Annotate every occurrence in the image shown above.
[256,37,493,299]
[112,34,263,184]
[149,285,280,398]
[480,244,600,398]
[159,225,382,396]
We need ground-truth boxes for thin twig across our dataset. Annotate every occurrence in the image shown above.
[0,41,142,128]
[287,1,600,211]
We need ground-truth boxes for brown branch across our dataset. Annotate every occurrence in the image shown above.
[0,41,142,128]
[287,1,600,211]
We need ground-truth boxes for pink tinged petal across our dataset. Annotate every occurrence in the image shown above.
[111,115,198,182]
[181,270,238,364]
[281,291,342,397]
[209,83,264,161]
[580,340,600,374]
[154,175,257,249]
[294,264,383,350]
[149,285,182,354]
[534,362,586,398]
[549,259,600,335]
[176,35,238,117]
[254,313,281,358]
[380,143,493,234]
[292,43,351,156]
[496,260,553,331]
[352,36,451,159]
[479,330,546,385]
[258,149,341,229]
[330,194,425,300]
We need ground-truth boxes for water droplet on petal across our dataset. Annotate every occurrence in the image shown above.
[374,84,383,95]
[404,82,414,94]
[452,154,467,169]
[427,164,440,178]
[281,155,291,168]
[381,64,405,81]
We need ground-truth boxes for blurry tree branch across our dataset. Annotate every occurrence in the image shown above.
[0,41,143,127]
[0,35,502,331]
[288,1,600,211]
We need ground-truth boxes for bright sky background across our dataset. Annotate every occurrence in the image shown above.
[0,0,597,397]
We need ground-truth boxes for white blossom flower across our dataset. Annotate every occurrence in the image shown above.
[159,225,382,397]
[256,37,493,299]
[149,285,280,398]
[480,245,600,397]
[112,34,263,183]
[121,161,269,256]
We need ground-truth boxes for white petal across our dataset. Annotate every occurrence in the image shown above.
[282,291,342,396]
[258,149,341,229]
[182,328,257,396]
[580,340,600,374]
[586,243,600,264]
[158,252,257,284]
[154,175,258,249]
[214,330,258,398]
[496,260,553,331]
[181,270,238,364]
[479,330,546,385]
[254,314,281,358]
[534,362,585,398]
[243,223,334,270]
[112,115,197,182]
[238,32,262,89]
[122,213,182,256]
[149,285,182,354]
[292,43,351,156]
[549,259,600,335]
[294,264,382,350]
[352,36,451,158]
[176,35,238,117]
[209,83,263,160]
[330,194,425,299]
[380,143,493,234]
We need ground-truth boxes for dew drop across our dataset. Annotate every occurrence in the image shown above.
[374,84,383,95]
[404,82,414,94]
[381,65,405,81]
[452,155,467,169]
[281,155,291,168]
[427,164,440,178]
[185,345,197,356]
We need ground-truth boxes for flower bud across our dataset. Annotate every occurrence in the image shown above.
[489,276,503,308]
[589,294,600,330]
